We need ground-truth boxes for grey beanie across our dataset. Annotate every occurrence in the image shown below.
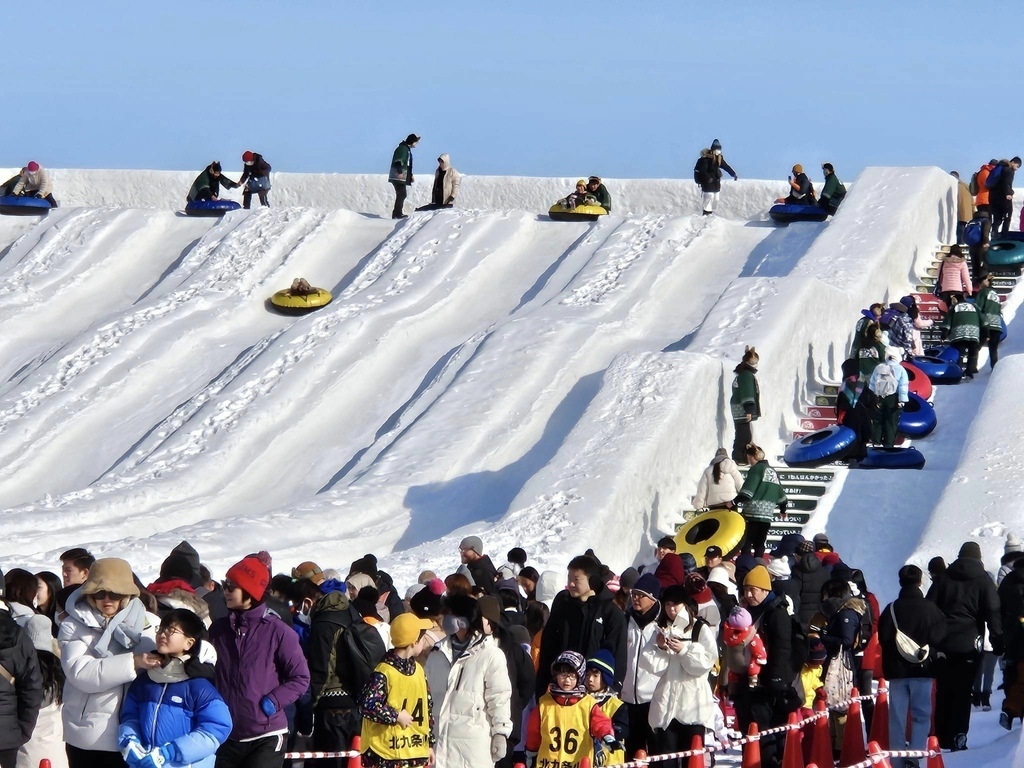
[459,535,484,555]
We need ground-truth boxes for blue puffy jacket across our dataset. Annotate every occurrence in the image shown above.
[119,659,232,768]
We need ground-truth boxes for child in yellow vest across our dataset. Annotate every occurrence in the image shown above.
[586,650,629,765]
[527,650,620,768]
[359,613,436,768]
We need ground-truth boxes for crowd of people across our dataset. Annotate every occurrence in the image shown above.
[0,528,1011,768]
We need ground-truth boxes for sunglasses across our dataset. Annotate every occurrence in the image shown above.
[221,580,238,592]
[91,590,125,601]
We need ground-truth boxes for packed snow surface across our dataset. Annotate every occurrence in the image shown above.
[3,165,1022,763]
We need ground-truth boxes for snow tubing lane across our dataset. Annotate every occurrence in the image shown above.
[0,195,51,216]
[924,346,960,365]
[898,392,937,437]
[674,510,746,562]
[547,203,607,222]
[269,287,333,314]
[185,199,242,217]
[858,446,926,470]
[987,240,1024,267]
[911,355,963,383]
[784,425,857,467]
[900,361,933,401]
[768,203,829,225]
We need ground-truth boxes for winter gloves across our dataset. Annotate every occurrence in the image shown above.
[138,745,174,768]
[119,736,148,766]
[594,735,625,767]
[260,695,278,716]
[490,734,508,762]
[119,736,177,768]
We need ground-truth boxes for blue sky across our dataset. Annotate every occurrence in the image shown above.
[6,2,1021,183]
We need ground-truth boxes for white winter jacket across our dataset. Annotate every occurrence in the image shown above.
[692,457,744,509]
[621,610,662,705]
[435,634,513,768]
[640,614,718,731]
[13,167,52,198]
[58,591,158,752]
[435,154,462,205]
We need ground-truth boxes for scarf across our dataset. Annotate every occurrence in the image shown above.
[148,656,191,685]
[93,598,148,658]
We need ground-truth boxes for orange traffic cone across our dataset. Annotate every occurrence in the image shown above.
[925,735,946,768]
[741,722,761,768]
[809,698,832,768]
[781,712,804,768]
[839,687,866,766]
[869,678,891,750]
[39,761,51,768]
[867,740,893,768]
[633,750,649,762]
[348,735,362,768]
[686,733,706,768]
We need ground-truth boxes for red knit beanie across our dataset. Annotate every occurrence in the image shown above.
[226,556,270,601]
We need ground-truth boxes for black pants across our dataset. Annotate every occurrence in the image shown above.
[415,203,453,212]
[742,519,771,558]
[195,188,214,201]
[980,328,1001,368]
[0,749,16,768]
[66,745,127,768]
[216,734,286,768]
[313,703,362,767]
[969,244,986,278]
[992,202,1013,236]
[732,418,753,464]
[650,721,704,768]
[243,190,269,208]
[625,701,652,757]
[956,221,967,245]
[734,685,789,768]
[934,651,979,750]
[951,339,979,376]
[391,181,408,218]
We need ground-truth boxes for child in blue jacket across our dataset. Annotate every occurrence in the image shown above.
[119,608,232,768]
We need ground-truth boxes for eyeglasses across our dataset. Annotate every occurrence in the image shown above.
[157,625,185,638]
[92,591,125,601]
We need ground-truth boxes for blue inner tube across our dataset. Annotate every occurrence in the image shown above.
[768,204,829,224]
[898,392,937,437]
[858,446,926,470]
[185,199,241,216]
[987,240,1024,267]
[923,345,960,365]
[998,231,1024,243]
[911,355,963,383]
[0,195,51,215]
[784,425,857,467]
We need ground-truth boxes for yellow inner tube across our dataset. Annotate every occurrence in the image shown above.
[271,287,333,309]
[547,203,608,216]
[674,509,746,560]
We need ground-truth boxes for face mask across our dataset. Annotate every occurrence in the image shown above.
[296,611,311,625]
[442,615,469,635]
[714,149,721,156]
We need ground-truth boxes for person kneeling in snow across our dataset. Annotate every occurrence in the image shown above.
[416,154,461,211]
[12,161,57,207]
[187,161,240,204]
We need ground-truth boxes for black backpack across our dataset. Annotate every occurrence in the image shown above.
[969,171,980,196]
[330,614,386,701]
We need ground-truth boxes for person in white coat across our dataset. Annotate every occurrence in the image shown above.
[416,154,462,211]
[429,594,513,768]
[17,616,67,768]
[692,448,745,510]
[58,558,162,768]
[11,161,57,207]
[621,573,663,757]
[640,585,718,763]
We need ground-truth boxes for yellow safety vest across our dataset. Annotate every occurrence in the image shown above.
[537,693,596,768]
[597,696,625,765]
[361,662,431,761]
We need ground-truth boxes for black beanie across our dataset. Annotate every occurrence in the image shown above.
[159,554,194,584]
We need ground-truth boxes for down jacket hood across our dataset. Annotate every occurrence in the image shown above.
[535,571,561,609]
[438,153,452,170]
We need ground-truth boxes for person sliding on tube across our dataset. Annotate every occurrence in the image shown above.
[239,150,272,208]
[560,180,598,210]
[11,161,57,207]
[586,176,612,212]
[187,161,240,203]
[775,164,815,205]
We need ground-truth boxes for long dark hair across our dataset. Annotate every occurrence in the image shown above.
[38,650,64,705]
[712,462,723,484]
[35,571,62,626]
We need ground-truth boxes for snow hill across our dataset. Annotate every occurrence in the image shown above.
[4,165,1024,763]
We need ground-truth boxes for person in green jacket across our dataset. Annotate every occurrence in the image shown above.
[389,133,420,219]
[819,163,847,215]
[586,176,612,212]
[735,444,788,558]
[940,293,981,378]
[850,304,883,358]
[854,321,886,380]
[730,346,761,464]
[974,272,1003,370]
[186,161,240,203]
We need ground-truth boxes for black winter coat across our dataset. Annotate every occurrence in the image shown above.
[495,626,535,747]
[929,556,1001,654]
[991,161,1016,202]
[773,576,802,619]
[820,597,866,657]
[537,586,627,698]
[468,555,499,595]
[878,586,947,679]
[239,153,272,182]
[308,591,386,706]
[792,554,829,629]
[751,592,795,686]
[999,565,1024,661]
[0,609,43,750]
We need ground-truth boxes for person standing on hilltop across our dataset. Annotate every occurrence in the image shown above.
[389,134,420,219]
[239,150,272,209]
[730,346,761,464]
[693,138,738,216]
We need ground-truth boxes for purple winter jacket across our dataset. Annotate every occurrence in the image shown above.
[209,604,310,741]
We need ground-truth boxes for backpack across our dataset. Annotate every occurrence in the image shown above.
[693,157,710,186]
[320,612,386,704]
[986,163,1004,190]
[964,219,984,246]
[853,604,874,653]
[969,171,980,196]
[872,363,898,398]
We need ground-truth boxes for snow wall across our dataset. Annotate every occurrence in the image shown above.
[383,167,960,578]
